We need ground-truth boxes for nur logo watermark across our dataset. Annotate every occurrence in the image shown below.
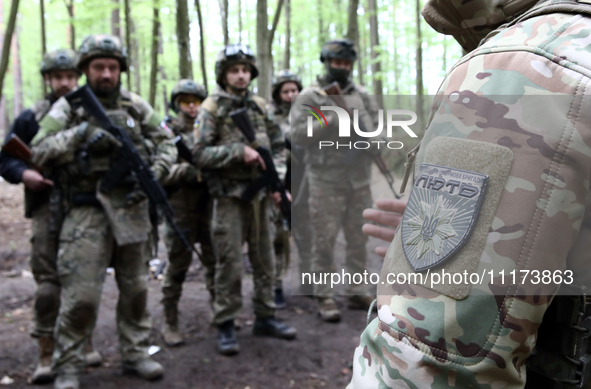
[302,104,419,150]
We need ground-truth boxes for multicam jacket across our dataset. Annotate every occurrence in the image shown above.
[31,88,176,245]
[349,1,591,388]
[192,85,285,198]
[290,76,380,190]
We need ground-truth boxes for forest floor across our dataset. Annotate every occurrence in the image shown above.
[0,167,397,389]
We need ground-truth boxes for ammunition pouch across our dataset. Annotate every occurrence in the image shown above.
[526,284,591,389]
[70,192,101,207]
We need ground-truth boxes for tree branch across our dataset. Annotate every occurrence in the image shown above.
[267,0,284,52]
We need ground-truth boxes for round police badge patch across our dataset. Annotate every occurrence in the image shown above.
[401,163,488,272]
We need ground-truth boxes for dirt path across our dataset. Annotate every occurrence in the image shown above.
[0,175,400,389]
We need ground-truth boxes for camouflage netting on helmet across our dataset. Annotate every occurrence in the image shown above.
[421,0,538,52]
[77,34,128,72]
[214,44,259,86]
[170,79,208,113]
[40,49,81,76]
[271,70,303,103]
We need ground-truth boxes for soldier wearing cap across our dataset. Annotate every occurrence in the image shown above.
[0,49,103,384]
[159,79,216,346]
[290,39,379,322]
[193,44,297,355]
[267,69,311,307]
[30,34,176,389]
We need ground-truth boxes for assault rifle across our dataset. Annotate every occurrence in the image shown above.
[65,84,193,251]
[2,133,40,170]
[322,81,401,199]
[229,107,291,229]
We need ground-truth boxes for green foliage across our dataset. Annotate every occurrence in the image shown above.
[4,0,462,125]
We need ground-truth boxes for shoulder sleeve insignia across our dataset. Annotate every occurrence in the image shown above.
[401,163,488,271]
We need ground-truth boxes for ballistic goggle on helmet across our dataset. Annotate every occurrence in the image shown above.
[215,43,259,86]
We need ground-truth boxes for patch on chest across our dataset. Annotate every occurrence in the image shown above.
[401,164,488,271]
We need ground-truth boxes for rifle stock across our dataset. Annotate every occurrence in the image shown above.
[2,133,42,171]
[321,82,401,199]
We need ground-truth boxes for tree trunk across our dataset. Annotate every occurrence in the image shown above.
[367,0,382,101]
[149,1,159,107]
[131,19,141,95]
[176,0,193,79]
[257,0,283,99]
[12,28,24,118]
[65,0,75,50]
[283,0,290,69]
[415,0,424,122]
[219,0,229,46]
[238,0,242,43]
[346,0,363,84]
[111,0,120,38]
[0,0,20,101]
[317,0,325,48]
[442,35,447,74]
[194,0,208,89]
[123,0,132,90]
[40,0,47,95]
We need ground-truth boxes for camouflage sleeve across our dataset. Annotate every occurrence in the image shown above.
[192,106,245,169]
[31,124,85,167]
[132,94,177,177]
[290,89,335,146]
[266,108,287,182]
[31,97,74,145]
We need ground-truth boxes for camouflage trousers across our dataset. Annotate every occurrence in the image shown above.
[52,205,151,375]
[162,187,216,308]
[210,196,275,325]
[29,202,61,338]
[308,181,372,298]
[269,207,290,289]
[291,179,313,288]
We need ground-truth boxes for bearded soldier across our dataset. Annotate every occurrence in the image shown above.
[31,34,175,389]
[267,70,309,307]
[160,79,216,346]
[290,39,378,322]
[193,44,297,356]
[349,0,591,387]
[0,49,102,384]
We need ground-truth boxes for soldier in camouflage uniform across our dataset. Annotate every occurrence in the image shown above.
[193,44,297,356]
[0,49,102,384]
[290,39,378,322]
[160,79,216,346]
[31,34,175,389]
[268,70,304,308]
[349,0,591,387]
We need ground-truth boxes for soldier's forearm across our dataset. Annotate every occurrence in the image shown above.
[31,126,82,167]
[194,143,245,169]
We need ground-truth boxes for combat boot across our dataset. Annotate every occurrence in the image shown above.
[83,338,102,367]
[253,316,297,339]
[162,305,184,346]
[122,358,164,380]
[31,336,55,384]
[348,295,376,311]
[54,374,79,389]
[274,287,287,309]
[217,320,239,355]
[318,298,341,322]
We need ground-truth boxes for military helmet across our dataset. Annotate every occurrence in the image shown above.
[170,79,208,113]
[76,34,128,72]
[40,49,81,76]
[271,69,303,102]
[215,43,259,86]
[320,39,357,63]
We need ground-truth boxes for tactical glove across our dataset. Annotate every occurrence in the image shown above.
[79,123,122,153]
